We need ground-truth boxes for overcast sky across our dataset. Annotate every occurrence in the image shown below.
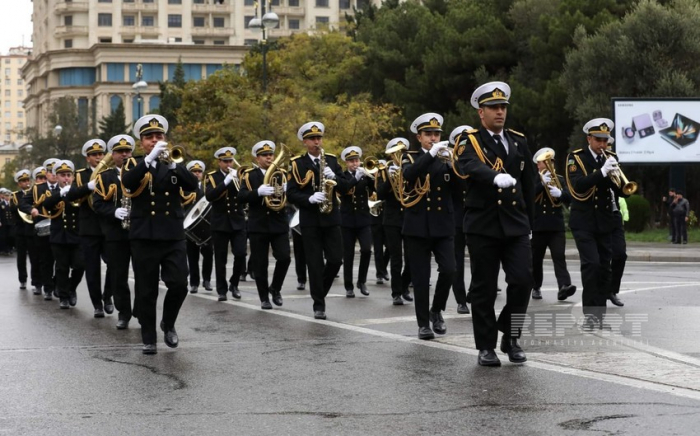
[0,2,33,54]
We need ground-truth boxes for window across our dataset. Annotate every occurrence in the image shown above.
[18,122,23,129]
[3,113,9,118]
[17,112,23,118]
[110,95,122,113]
[168,0,182,3]
[123,0,134,2]
[289,0,300,5]
[4,79,9,86]
[193,0,204,3]
[168,15,182,28]
[4,123,9,129]
[3,59,8,64]
[316,0,329,6]
[316,16,330,25]
[123,15,135,26]
[17,79,22,85]
[289,19,300,30]
[213,40,225,45]
[244,16,254,28]
[98,13,112,27]
[193,17,205,27]
[4,134,9,141]
[193,39,205,45]
[64,39,73,48]
[17,90,22,97]
[4,68,9,76]
[244,39,258,46]
[99,38,112,43]
[244,0,254,5]
[123,39,134,43]
[271,0,280,5]
[213,17,225,28]
[142,16,155,26]
[4,101,9,108]
[64,15,73,26]
[4,90,9,97]
[58,67,96,86]
[340,0,351,8]
[98,0,112,2]
[143,0,154,3]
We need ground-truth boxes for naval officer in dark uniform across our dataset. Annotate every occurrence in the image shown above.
[565,118,628,330]
[457,81,535,366]
[122,115,199,354]
[11,169,39,291]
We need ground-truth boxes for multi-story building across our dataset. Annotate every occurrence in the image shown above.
[1,47,31,145]
[23,0,378,135]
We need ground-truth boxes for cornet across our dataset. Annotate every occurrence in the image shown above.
[158,143,185,164]
[603,151,637,195]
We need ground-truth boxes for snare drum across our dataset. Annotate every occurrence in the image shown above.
[184,197,212,245]
[35,219,51,237]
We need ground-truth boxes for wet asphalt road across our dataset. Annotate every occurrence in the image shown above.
[1,251,700,435]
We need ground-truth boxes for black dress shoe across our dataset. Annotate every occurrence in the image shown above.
[558,284,577,301]
[457,303,470,314]
[531,288,542,299]
[465,292,472,304]
[261,301,273,310]
[402,292,413,302]
[203,281,213,291]
[161,321,179,348]
[189,285,198,294]
[271,292,283,307]
[392,295,404,306]
[376,277,384,285]
[230,286,241,299]
[142,344,157,355]
[94,308,105,318]
[382,274,391,281]
[33,286,42,295]
[418,326,435,340]
[608,293,624,307]
[59,299,70,309]
[500,335,527,363]
[357,283,369,296]
[217,294,227,302]
[478,349,501,366]
[44,292,53,301]
[581,315,598,332]
[104,299,115,314]
[297,282,306,291]
[429,310,447,334]
[239,272,247,282]
[314,311,326,320]
[346,289,355,298]
[116,318,129,330]
[20,282,26,290]
[69,292,77,307]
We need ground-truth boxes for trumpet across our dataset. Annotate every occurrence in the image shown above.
[603,151,637,195]
[364,157,386,176]
[158,143,185,164]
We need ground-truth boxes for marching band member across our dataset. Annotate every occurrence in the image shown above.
[338,146,373,298]
[238,140,290,309]
[287,121,350,320]
[183,160,213,294]
[0,188,14,255]
[370,161,390,286]
[565,118,629,330]
[457,82,535,366]
[67,139,113,317]
[122,115,199,355]
[376,138,412,305]
[92,135,137,329]
[11,169,39,291]
[402,113,457,340]
[204,147,247,302]
[43,160,84,310]
[531,147,576,301]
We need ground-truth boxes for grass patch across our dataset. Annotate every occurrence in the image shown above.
[566,227,700,243]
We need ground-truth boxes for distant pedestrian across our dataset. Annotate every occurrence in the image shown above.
[671,190,689,244]
[662,188,676,241]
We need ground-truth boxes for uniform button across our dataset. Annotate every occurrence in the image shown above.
[498,200,502,205]
[427,207,431,211]
[437,207,442,211]
[594,205,598,209]
[165,211,170,215]
[166,202,170,206]
[462,190,466,194]
[498,188,502,193]
[151,211,156,215]
[266,212,270,215]
[427,198,431,202]
[512,201,516,206]
[72,226,76,229]
[437,197,441,201]
[151,192,155,196]
[512,189,516,194]
[437,187,441,191]
[227,203,230,207]
[400,208,404,211]
[165,192,170,196]
[151,201,155,206]
[594,196,598,200]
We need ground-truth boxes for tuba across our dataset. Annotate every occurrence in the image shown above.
[603,151,638,195]
[318,146,337,214]
[536,149,564,205]
[263,143,291,212]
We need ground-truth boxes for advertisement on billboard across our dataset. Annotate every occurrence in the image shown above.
[612,98,700,163]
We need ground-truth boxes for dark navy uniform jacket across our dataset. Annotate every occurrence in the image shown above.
[533,174,571,233]
[66,167,102,236]
[238,167,289,234]
[338,170,374,229]
[205,169,246,233]
[92,168,130,242]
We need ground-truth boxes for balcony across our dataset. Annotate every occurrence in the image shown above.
[119,26,161,37]
[54,1,89,15]
[272,6,306,17]
[122,3,159,12]
[191,27,234,37]
[55,25,89,37]
[192,3,233,14]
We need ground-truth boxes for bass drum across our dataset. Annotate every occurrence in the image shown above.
[183,197,212,245]
[289,209,301,235]
[35,219,51,237]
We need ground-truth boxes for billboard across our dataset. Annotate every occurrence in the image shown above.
[612,98,700,163]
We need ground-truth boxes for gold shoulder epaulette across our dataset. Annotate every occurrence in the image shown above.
[466,128,479,134]
[207,170,217,175]
[572,148,583,154]
[76,168,86,172]
[507,128,525,137]
[290,155,302,161]
[325,153,336,157]
[123,157,137,170]
[407,150,419,154]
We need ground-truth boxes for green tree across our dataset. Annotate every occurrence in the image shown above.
[98,100,129,142]
[158,59,187,138]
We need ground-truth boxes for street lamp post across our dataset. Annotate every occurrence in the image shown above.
[249,1,279,93]
[132,64,148,120]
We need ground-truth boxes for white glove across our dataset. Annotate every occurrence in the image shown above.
[548,185,562,198]
[257,184,275,197]
[355,167,366,181]
[114,208,128,220]
[323,166,336,180]
[429,141,449,157]
[541,171,552,185]
[224,169,237,186]
[493,173,517,188]
[309,192,326,204]
[60,185,71,197]
[168,162,177,170]
[601,156,618,177]
[87,180,96,191]
[145,141,168,165]
[388,166,399,176]
[283,182,287,193]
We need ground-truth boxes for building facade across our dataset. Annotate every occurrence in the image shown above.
[23,0,378,135]
[1,47,31,145]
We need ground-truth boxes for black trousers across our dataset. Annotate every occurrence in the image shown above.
[292,230,306,283]
[531,231,572,289]
[467,233,532,350]
[105,240,134,320]
[0,225,7,253]
[249,232,291,302]
[452,230,468,305]
[51,243,85,300]
[16,234,40,286]
[384,225,410,298]
[131,239,189,345]
[672,214,688,243]
[571,228,612,321]
[341,226,372,290]
[212,229,246,294]
[404,235,455,328]
[371,222,390,278]
[35,234,55,293]
[302,226,343,312]
[610,213,627,295]
[186,239,213,286]
[81,235,112,310]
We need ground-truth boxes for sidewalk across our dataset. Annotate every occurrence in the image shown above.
[565,241,700,262]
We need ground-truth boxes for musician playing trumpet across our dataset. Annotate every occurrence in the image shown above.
[238,141,290,310]
[565,118,630,331]
[531,147,576,302]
